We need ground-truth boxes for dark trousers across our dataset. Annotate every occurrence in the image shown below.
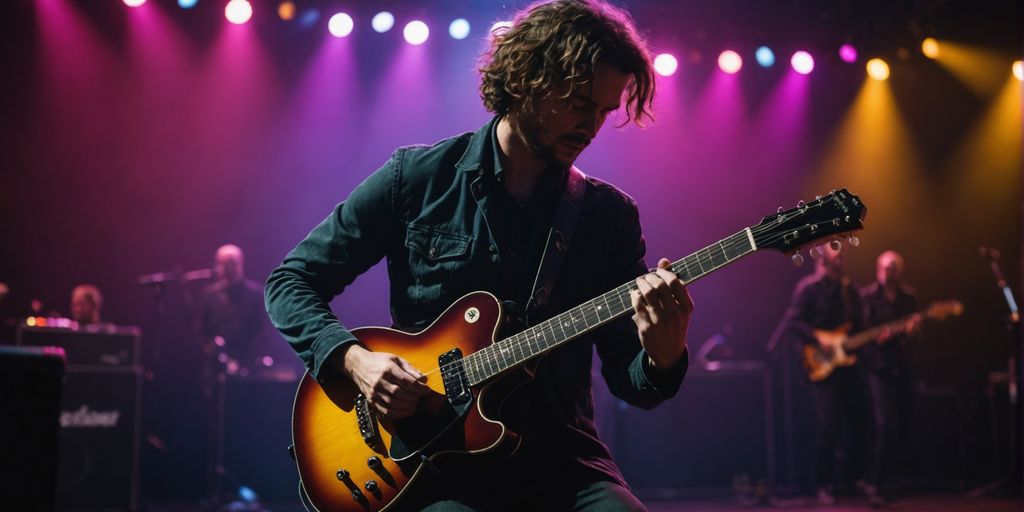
[811,366,869,489]
[867,371,912,490]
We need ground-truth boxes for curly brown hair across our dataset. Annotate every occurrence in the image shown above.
[479,0,655,126]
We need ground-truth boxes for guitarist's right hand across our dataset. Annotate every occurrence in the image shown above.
[337,344,432,418]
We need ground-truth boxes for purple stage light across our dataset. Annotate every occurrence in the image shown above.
[372,12,394,33]
[718,50,742,74]
[404,20,429,45]
[124,0,146,6]
[225,0,252,25]
[328,13,353,38]
[449,18,470,40]
[791,51,814,75]
[653,53,678,77]
[839,44,857,63]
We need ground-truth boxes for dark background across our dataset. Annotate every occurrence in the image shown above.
[1,0,1020,505]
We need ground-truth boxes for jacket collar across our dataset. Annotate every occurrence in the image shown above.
[454,115,501,174]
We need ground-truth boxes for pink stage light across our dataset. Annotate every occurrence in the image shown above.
[653,53,678,77]
[328,12,354,38]
[717,50,742,74]
[225,0,253,25]
[791,51,814,75]
[839,44,858,63]
[123,0,146,6]
[403,20,429,45]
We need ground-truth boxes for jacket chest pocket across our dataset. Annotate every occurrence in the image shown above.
[405,224,474,303]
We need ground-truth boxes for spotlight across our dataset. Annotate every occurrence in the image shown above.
[866,58,890,80]
[372,12,394,33]
[178,0,198,8]
[298,8,319,28]
[277,1,295,21]
[717,50,742,74]
[839,44,857,63]
[791,51,814,75]
[123,0,146,6]
[328,13,353,38]
[921,38,940,59]
[1012,60,1022,81]
[755,46,775,68]
[653,53,678,77]
[449,18,470,40]
[404,21,429,45]
[225,0,252,25]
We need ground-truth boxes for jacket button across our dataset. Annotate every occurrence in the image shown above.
[429,246,438,258]
[488,245,497,254]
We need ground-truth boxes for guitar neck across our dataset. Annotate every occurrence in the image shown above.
[843,312,918,351]
[463,229,758,385]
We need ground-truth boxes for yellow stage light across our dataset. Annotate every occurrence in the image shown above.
[1014,60,1023,82]
[867,58,890,81]
[921,38,940,59]
[278,1,296,21]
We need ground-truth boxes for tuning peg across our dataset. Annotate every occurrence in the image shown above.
[791,252,805,267]
[809,245,822,259]
[797,200,805,207]
[847,235,860,247]
[777,206,784,213]
[815,195,822,200]
[829,239,842,251]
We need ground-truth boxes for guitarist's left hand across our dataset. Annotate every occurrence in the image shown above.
[632,258,694,370]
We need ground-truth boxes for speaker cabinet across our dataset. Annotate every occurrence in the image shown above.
[0,345,66,510]
[56,367,142,511]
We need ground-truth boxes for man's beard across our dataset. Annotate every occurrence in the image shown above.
[516,110,572,170]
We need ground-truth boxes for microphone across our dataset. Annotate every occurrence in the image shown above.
[979,246,1002,260]
[137,268,215,286]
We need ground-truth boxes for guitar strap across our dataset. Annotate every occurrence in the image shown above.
[524,165,587,324]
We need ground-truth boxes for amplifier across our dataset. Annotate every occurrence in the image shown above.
[56,366,142,511]
[17,324,140,367]
[0,345,66,510]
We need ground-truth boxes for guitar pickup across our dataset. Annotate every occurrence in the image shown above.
[438,348,472,408]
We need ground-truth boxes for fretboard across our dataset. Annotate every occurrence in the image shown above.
[462,229,758,385]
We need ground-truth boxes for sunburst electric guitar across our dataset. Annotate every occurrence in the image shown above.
[291,189,867,512]
[802,299,964,382]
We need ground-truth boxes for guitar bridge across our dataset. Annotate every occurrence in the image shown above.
[355,393,384,451]
[438,348,472,410]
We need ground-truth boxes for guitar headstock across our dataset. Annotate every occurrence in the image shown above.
[752,189,866,256]
[925,300,965,320]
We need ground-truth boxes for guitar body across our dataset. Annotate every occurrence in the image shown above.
[802,325,857,383]
[291,292,530,512]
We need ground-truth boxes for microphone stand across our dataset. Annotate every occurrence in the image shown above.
[969,248,1021,498]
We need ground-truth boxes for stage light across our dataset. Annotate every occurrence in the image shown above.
[755,46,775,67]
[867,58,890,80]
[449,18,470,40]
[839,44,857,63]
[791,51,814,75]
[921,37,940,59]
[123,0,146,6]
[490,21,513,35]
[718,50,742,74]
[372,12,395,33]
[653,53,678,77]
[404,20,429,45]
[178,0,198,8]
[277,1,295,21]
[328,13,354,38]
[298,8,319,28]
[225,0,252,25]
[1013,60,1022,81]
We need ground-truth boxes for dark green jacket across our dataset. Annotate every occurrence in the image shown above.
[265,116,687,487]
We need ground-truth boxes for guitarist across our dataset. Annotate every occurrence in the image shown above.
[265,1,694,510]
[859,250,920,506]
[775,244,869,505]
